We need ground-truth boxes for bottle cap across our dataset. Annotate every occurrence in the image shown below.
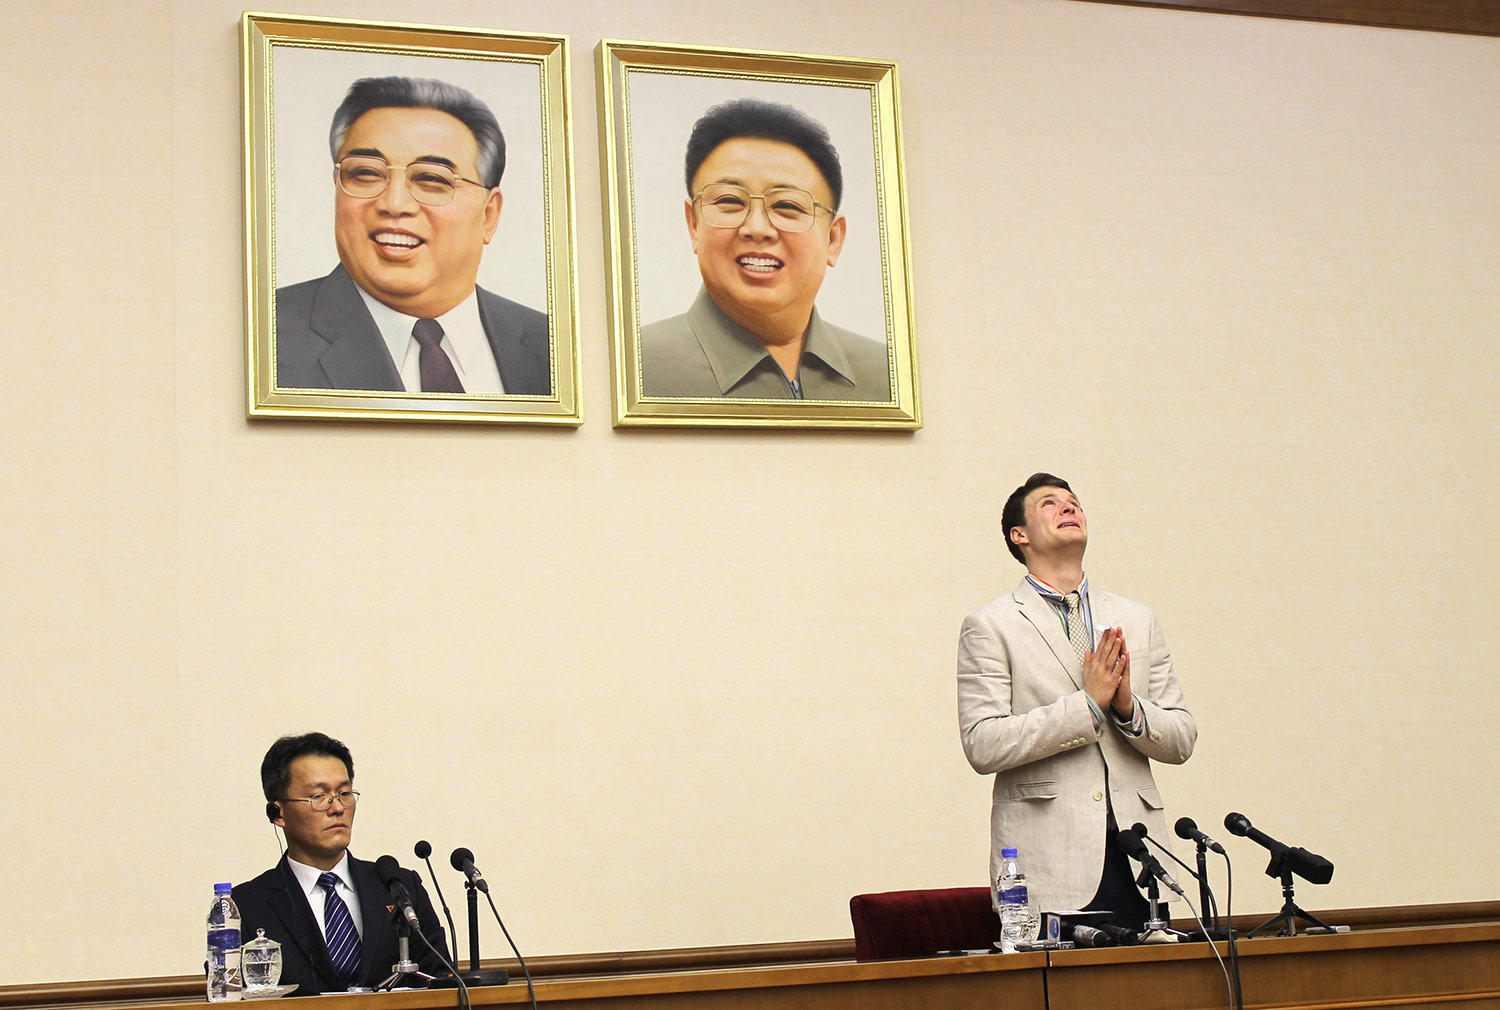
[1001,847,1018,858]
[214,882,234,893]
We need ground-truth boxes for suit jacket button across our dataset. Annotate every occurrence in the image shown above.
[1092,790,1103,801]
[1151,730,1163,741]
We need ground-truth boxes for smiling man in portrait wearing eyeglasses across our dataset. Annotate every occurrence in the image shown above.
[639,98,891,401]
[233,732,450,995]
[275,76,550,395]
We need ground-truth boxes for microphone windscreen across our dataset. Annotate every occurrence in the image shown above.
[1131,821,1149,836]
[375,854,404,888]
[450,847,475,872]
[414,839,432,860]
[1114,829,1149,860]
[1224,812,1252,837]
[1174,817,1198,841]
[1288,847,1335,885]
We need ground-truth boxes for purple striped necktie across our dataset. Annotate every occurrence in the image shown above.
[318,871,362,988]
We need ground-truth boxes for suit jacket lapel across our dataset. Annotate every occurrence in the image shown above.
[477,286,545,394]
[351,854,394,986]
[269,855,343,990]
[308,266,405,391]
[1012,579,1084,690]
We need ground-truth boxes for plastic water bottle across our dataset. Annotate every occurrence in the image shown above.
[996,847,1035,952]
[207,882,242,1001]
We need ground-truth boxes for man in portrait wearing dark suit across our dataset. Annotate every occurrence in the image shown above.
[233,732,450,995]
[276,76,550,395]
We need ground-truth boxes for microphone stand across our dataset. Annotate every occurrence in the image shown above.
[1183,840,1234,942]
[1248,863,1337,938]
[377,914,436,991]
[1135,867,1182,944]
[1137,831,1214,944]
[430,879,511,987]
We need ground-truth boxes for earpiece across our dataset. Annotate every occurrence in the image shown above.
[266,801,280,823]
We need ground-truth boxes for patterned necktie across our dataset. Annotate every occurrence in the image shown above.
[411,318,465,393]
[1063,591,1091,666]
[318,871,362,988]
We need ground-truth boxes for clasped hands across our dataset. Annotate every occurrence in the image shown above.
[1084,626,1134,720]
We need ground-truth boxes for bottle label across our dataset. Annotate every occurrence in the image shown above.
[999,884,1028,905]
[208,928,242,949]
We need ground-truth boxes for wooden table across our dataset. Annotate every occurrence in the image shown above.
[5,916,1498,1010]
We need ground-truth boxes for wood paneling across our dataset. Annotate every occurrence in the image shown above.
[4,913,1500,1010]
[1048,923,1500,1010]
[1073,0,1500,36]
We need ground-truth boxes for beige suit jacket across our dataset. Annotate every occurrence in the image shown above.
[957,578,1197,913]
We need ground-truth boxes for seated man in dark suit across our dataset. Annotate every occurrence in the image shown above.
[276,76,551,395]
[234,732,449,995]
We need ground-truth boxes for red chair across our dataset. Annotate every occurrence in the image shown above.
[849,887,1000,961]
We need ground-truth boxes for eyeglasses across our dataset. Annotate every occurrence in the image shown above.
[335,156,487,206]
[692,184,834,234]
[280,789,360,812]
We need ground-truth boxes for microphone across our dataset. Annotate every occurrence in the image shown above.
[1114,829,1185,896]
[450,847,490,894]
[1175,816,1226,854]
[1224,812,1334,885]
[415,840,459,961]
[1131,822,1201,881]
[1095,922,1141,946]
[375,854,423,930]
[1071,924,1116,948]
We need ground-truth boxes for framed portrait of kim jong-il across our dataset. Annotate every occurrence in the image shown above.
[242,13,580,425]
[598,40,920,429]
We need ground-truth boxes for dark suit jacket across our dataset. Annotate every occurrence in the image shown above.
[275,265,552,395]
[234,853,451,996]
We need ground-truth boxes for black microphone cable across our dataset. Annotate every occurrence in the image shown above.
[1133,823,1220,923]
[1165,875,1234,1009]
[1131,825,1234,1010]
[1223,843,1243,1010]
[480,882,540,1008]
[481,887,536,1010]
[375,855,471,1010]
[452,851,538,1010]
[411,917,471,1010]
[1171,818,1244,1010]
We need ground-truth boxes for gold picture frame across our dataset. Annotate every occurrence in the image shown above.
[242,12,580,425]
[598,40,920,429]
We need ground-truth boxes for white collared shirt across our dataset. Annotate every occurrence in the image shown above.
[286,852,365,942]
[355,286,507,394]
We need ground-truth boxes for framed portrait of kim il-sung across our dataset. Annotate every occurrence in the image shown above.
[242,13,580,425]
[598,40,920,429]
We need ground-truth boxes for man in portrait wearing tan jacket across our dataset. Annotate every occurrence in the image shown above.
[957,473,1197,928]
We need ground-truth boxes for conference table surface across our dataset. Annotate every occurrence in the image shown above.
[5,909,1499,1010]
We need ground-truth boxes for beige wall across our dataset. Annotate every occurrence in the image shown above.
[3,0,1497,986]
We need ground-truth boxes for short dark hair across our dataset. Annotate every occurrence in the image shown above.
[683,98,843,210]
[1002,472,1074,564]
[329,76,507,189]
[261,732,354,802]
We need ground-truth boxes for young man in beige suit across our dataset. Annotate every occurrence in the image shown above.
[957,473,1197,928]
